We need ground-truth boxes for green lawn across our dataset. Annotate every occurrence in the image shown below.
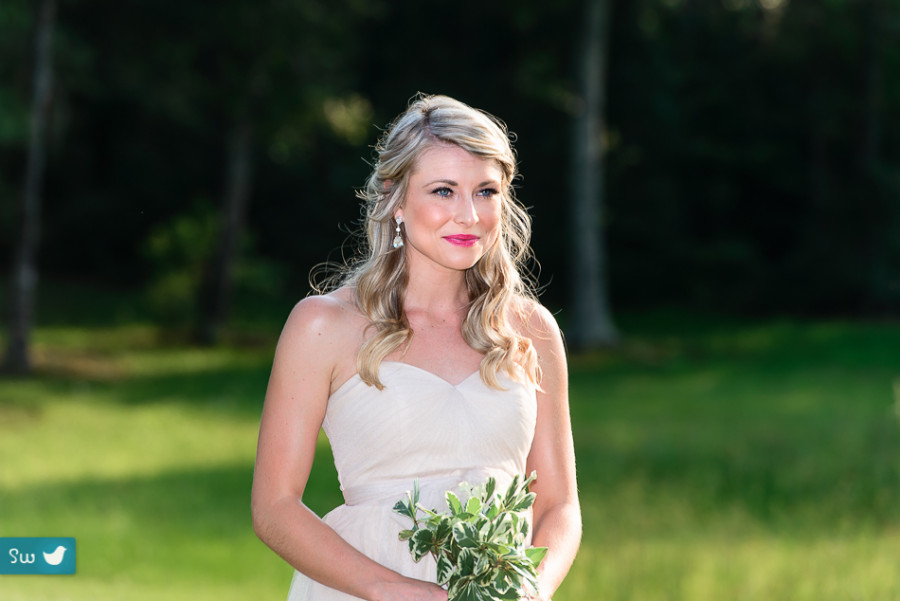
[1,302,899,600]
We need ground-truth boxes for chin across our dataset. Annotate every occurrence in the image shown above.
[446,250,486,270]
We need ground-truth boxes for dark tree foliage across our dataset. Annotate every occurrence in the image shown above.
[4,0,56,373]
[1,0,897,328]
[605,0,899,314]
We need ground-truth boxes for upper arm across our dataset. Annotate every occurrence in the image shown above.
[520,302,578,514]
[251,296,348,512]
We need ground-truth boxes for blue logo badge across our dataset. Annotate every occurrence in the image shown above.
[0,537,76,575]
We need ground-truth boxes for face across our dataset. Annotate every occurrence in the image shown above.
[397,144,503,276]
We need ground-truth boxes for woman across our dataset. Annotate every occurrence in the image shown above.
[252,94,581,601]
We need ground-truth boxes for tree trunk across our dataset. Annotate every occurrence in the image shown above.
[855,0,886,311]
[855,0,881,178]
[196,115,254,345]
[568,0,618,349]
[4,0,56,375]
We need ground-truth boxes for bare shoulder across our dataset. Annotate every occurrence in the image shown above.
[510,296,563,346]
[277,287,367,364]
[281,294,339,337]
[509,296,566,383]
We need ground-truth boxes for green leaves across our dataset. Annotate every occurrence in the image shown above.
[453,522,480,548]
[436,554,455,586]
[410,529,435,562]
[393,472,547,601]
[393,479,421,524]
[447,491,463,515]
[524,546,548,568]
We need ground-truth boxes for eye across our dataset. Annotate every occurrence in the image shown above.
[476,187,500,198]
[431,187,453,198]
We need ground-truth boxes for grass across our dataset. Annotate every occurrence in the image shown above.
[568,313,900,600]
[1,290,899,600]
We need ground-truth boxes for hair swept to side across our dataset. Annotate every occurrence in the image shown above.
[314,93,541,390]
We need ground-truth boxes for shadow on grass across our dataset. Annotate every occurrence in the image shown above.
[4,343,275,418]
[566,316,900,532]
[570,392,900,532]
[109,361,273,416]
[5,311,899,546]
[1,445,343,578]
[571,314,900,375]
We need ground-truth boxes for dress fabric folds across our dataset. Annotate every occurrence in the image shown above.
[286,361,537,601]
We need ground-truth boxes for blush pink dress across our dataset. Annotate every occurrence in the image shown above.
[286,361,537,601]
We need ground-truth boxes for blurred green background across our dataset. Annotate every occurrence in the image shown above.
[1,0,899,599]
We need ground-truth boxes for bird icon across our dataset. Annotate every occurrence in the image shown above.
[43,546,67,566]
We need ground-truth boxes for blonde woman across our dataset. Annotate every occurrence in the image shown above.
[252,94,581,601]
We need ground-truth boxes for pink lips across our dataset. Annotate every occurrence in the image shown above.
[443,235,479,247]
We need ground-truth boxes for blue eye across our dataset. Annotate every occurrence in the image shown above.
[432,187,452,198]
[477,188,499,198]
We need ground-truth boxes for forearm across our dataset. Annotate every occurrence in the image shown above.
[253,496,404,600]
[530,501,583,599]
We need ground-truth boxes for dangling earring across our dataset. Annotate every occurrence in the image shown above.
[392,216,404,249]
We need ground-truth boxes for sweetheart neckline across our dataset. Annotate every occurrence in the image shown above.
[330,361,482,397]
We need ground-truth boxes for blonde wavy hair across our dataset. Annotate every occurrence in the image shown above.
[327,94,540,389]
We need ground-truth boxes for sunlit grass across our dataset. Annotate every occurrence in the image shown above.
[0,318,336,601]
[557,312,900,601]
[568,532,900,601]
[1,305,899,600]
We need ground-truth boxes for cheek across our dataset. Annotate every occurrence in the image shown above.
[406,204,445,231]
[480,205,502,246]
[480,204,502,232]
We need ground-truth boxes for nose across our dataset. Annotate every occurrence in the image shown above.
[454,196,478,226]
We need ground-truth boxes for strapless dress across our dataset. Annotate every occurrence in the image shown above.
[286,361,537,600]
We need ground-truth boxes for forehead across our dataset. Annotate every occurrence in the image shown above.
[411,144,503,181]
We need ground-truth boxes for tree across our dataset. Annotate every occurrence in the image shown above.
[4,0,55,374]
[197,108,255,345]
[194,0,378,344]
[854,0,893,311]
[568,0,619,349]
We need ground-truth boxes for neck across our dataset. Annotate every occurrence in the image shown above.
[403,262,470,315]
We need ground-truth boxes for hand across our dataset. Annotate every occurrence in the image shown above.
[369,578,448,601]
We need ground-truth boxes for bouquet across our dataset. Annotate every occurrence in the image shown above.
[393,472,547,601]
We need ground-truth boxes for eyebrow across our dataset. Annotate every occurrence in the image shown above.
[422,179,500,188]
